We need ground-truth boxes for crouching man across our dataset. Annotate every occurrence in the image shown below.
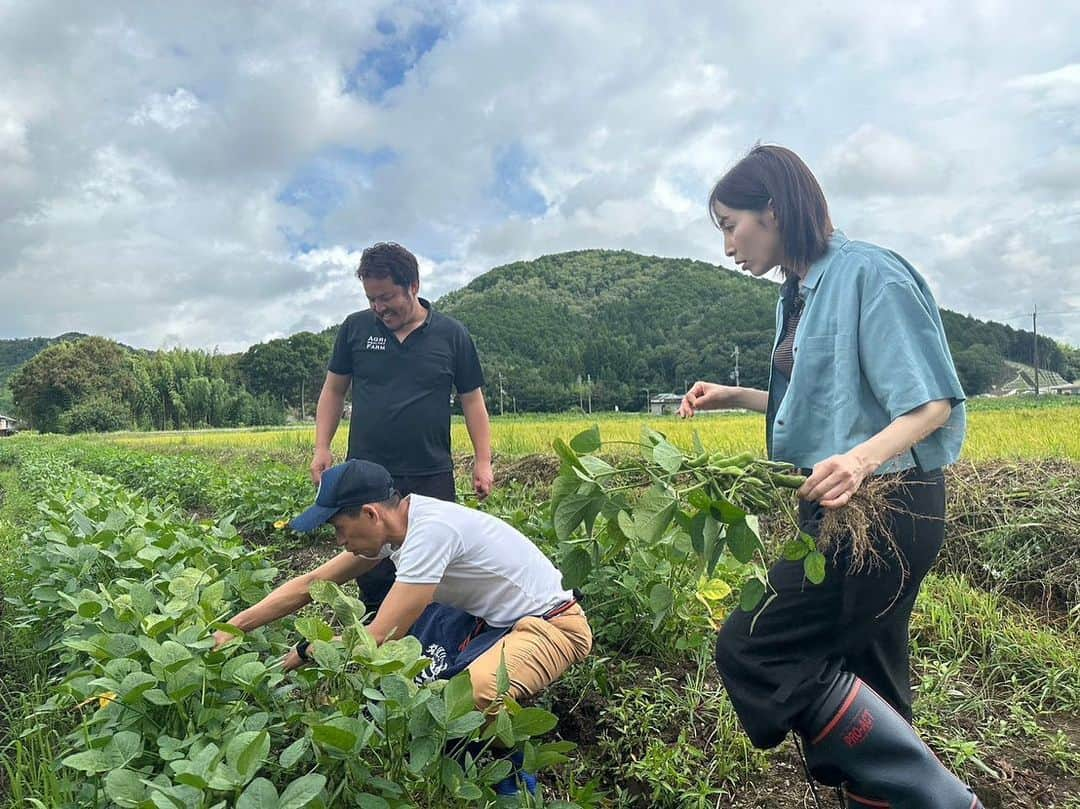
[214,459,592,794]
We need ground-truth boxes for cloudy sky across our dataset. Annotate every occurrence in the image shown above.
[2,0,1078,352]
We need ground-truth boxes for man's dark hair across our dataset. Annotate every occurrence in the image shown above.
[337,490,401,518]
[356,242,420,289]
[708,145,833,273]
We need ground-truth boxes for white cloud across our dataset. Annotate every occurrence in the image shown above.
[130,88,201,130]
[822,125,951,197]
[1,0,1078,350]
[1007,63,1080,109]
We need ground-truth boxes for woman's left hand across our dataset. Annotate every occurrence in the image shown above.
[798,452,872,509]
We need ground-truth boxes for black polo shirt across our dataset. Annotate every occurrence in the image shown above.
[328,298,485,476]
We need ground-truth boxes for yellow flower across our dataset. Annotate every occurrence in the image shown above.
[97,691,117,709]
[273,520,287,530]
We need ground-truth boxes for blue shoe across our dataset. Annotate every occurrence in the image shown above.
[494,749,538,796]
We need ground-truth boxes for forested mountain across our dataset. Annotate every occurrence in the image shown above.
[437,250,1075,411]
[4,250,1077,431]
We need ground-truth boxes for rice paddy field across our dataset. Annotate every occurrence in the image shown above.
[100,397,1080,464]
[1,396,1078,808]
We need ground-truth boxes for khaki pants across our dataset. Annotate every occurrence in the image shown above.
[467,604,592,710]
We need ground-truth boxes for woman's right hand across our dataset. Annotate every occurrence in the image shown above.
[679,382,731,418]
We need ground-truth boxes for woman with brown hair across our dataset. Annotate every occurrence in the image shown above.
[680,145,981,808]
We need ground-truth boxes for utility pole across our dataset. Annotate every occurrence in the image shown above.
[641,387,650,413]
[731,345,740,387]
[1033,304,1039,396]
[301,378,305,420]
[586,373,592,414]
[498,370,506,416]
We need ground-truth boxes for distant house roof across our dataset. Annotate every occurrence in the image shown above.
[998,361,1069,393]
[649,393,684,403]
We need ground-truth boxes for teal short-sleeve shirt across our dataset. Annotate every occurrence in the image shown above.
[765,231,966,474]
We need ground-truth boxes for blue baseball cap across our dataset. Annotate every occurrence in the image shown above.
[290,460,396,532]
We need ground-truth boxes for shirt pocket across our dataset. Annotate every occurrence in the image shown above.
[789,334,857,444]
[792,334,843,399]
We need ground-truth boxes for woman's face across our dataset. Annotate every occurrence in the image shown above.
[713,201,783,277]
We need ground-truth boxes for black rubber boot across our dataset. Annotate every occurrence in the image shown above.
[797,672,983,809]
[844,783,890,807]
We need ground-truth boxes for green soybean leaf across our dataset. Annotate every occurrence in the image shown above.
[294,616,334,642]
[445,712,486,738]
[703,515,724,576]
[237,778,278,809]
[444,671,475,721]
[356,796,390,809]
[231,730,269,781]
[579,454,616,480]
[687,488,712,511]
[633,488,677,544]
[804,551,827,585]
[119,671,158,702]
[569,425,601,454]
[739,578,766,612]
[512,707,559,738]
[559,546,592,590]
[553,493,595,541]
[312,723,356,752]
[278,773,327,809]
[496,648,511,697]
[61,749,111,774]
[407,736,438,774]
[710,495,746,524]
[104,768,145,807]
[726,516,763,564]
[652,440,683,474]
[310,639,341,670]
[107,731,143,767]
[649,583,674,618]
[782,539,811,561]
[279,737,309,769]
[552,438,585,472]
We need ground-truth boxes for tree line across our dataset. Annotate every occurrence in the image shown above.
[8,333,334,433]
[6,250,1078,432]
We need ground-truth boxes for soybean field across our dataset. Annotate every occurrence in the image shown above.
[0,399,1078,808]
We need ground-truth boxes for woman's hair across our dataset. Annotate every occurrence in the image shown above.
[708,145,833,272]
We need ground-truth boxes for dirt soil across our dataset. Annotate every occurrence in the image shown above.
[547,663,1080,808]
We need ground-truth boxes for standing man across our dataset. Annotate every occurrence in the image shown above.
[311,242,494,612]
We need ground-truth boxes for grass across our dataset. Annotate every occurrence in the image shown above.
[0,463,77,809]
[86,398,1080,465]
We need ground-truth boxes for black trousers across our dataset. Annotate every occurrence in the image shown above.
[355,470,457,614]
[714,467,946,748]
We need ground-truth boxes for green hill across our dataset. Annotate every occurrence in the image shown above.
[436,250,1073,411]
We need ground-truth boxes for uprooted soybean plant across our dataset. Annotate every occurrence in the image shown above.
[545,425,818,651]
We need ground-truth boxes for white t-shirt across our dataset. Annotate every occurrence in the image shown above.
[390,495,573,627]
